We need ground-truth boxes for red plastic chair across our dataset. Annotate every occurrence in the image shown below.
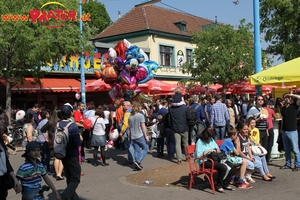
[215,139,225,147]
[186,145,217,194]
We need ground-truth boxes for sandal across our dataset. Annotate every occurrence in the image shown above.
[216,188,226,194]
[280,164,292,170]
[223,186,236,191]
[56,176,64,181]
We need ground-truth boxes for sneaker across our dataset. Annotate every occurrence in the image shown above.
[280,164,292,170]
[292,165,300,172]
[238,181,252,189]
[245,174,255,183]
[134,161,143,170]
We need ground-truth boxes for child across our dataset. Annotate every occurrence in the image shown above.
[156,115,165,157]
[220,128,252,189]
[171,87,186,107]
[16,141,61,200]
[247,117,260,144]
[149,119,159,152]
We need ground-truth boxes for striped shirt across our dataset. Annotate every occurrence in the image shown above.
[16,160,47,189]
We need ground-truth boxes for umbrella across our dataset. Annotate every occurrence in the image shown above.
[84,79,111,92]
[250,57,300,86]
[138,79,186,96]
[188,85,207,94]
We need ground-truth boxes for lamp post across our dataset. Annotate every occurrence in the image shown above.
[234,0,262,95]
[79,0,86,110]
[253,0,262,95]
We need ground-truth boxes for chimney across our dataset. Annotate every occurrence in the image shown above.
[135,0,161,7]
[118,11,121,19]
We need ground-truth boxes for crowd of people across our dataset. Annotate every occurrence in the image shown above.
[1,89,300,198]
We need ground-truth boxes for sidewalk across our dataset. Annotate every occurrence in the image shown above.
[7,147,300,200]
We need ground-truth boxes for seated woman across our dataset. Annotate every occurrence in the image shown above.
[220,128,252,189]
[195,128,236,193]
[236,121,275,182]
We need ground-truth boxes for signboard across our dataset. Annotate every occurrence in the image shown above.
[1,1,90,28]
[41,51,101,73]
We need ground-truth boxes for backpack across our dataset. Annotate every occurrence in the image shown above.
[189,105,200,126]
[157,122,166,138]
[53,121,73,159]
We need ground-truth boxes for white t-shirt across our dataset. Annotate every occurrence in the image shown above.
[104,110,110,124]
[151,123,160,138]
[90,117,106,136]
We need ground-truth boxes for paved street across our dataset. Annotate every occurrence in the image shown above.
[7,148,300,200]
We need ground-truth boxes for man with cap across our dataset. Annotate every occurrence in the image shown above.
[59,103,82,200]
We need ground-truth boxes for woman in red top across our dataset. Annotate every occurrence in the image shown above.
[263,101,277,162]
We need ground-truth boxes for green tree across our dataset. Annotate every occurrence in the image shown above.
[181,20,271,95]
[83,0,112,36]
[260,0,300,61]
[0,0,94,120]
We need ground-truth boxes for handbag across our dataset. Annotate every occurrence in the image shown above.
[207,151,227,163]
[251,145,267,156]
[4,172,14,190]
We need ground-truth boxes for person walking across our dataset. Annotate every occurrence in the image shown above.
[59,103,82,200]
[128,102,149,170]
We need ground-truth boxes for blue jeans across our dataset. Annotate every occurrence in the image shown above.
[124,137,135,163]
[253,155,269,175]
[282,130,300,167]
[246,156,262,171]
[132,136,148,163]
[213,125,226,140]
[150,137,157,151]
[166,128,175,157]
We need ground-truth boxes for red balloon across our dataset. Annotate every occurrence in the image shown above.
[83,119,92,130]
[122,84,129,91]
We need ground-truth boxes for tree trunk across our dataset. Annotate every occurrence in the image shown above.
[222,84,226,100]
[5,76,12,125]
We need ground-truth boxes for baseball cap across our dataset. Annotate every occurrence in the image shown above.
[21,141,41,157]
[61,103,73,115]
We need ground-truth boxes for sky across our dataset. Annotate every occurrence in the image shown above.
[99,0,282,66]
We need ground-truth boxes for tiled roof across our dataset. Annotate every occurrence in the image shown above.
[93,5,215,40]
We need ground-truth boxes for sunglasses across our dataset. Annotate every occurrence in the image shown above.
[257,99,264,101]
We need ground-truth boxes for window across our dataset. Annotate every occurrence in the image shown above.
[174,21,187,32]
[186,49,193,64]
[160,45,173,66]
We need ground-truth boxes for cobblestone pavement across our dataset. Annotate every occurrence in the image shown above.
[7,147,300,200]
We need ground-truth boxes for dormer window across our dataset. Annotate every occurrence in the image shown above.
[174,21,187,32]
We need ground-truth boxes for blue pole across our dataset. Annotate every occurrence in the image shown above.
[79,0,86,111]
[253,0,262,95]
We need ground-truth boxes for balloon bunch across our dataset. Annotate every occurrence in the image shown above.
[94,39,159,100]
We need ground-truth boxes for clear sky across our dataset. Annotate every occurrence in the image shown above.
[100,0,282,66]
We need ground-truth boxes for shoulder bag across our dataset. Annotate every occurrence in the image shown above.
[250,144,267,156]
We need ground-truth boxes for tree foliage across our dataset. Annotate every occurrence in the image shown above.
[0,0,95,117]
[260,0,300,61]
[83,0,112,36]
[182,20,270,92]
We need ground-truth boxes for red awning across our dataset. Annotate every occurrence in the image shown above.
[0,78,80,93]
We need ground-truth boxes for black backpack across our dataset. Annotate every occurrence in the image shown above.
[189,105,200,126]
